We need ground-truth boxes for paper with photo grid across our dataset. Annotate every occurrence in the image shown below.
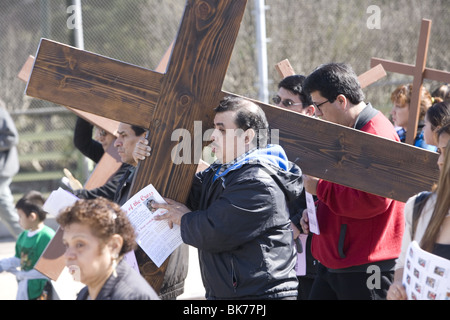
[402,241,450,300]
[121,184,183,268]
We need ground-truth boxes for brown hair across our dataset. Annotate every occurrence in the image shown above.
[391,84,433,122]
[420,132,450,253]
[56,197,136,256]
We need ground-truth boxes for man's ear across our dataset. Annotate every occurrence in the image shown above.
[245,128,256,145]
[336,94,348,110]
[305,105,316,116]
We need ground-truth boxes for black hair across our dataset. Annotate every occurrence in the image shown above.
[131,125,147,137]
[278,75,313,106]
[15,190,48,222]
[427,101,450,130]
[303,63,365,105]
[214,96,269,148]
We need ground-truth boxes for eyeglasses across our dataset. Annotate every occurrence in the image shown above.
[272,95,303,108]
[313,100,329,112]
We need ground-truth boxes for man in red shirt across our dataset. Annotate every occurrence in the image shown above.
[301,63,405,300]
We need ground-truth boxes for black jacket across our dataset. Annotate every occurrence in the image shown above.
[184,145,302,300]
[76,259,159,300]
[74,162,132,201]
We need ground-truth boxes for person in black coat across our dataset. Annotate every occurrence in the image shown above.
[152,96,302,300]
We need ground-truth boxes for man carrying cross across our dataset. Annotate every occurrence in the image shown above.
[152,96,302,300]
[300,63,406,300]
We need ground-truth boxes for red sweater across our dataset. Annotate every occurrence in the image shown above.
[311,110,405,269]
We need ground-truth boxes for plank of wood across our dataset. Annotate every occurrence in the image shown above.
[19,55,121,136]
[84,143,122,189]
[26,39,163,128]
[358,64,387,89]
[275,59,296,78]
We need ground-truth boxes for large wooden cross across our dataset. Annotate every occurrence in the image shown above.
[371,19,450,145]
[24,0,440,290]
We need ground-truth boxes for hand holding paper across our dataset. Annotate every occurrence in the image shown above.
[153,198,190,229]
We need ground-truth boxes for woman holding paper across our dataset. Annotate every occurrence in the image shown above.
[57,197,159,300]
[387,122,450,300]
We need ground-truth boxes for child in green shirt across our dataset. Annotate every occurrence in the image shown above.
[0,191,55,299]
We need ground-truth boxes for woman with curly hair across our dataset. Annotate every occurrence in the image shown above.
[57,197,159,300]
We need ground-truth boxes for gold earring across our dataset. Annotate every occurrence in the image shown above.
[112,254,118,278]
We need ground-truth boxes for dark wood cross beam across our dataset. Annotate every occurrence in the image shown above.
[275,58,388,89]
[20,42,174,189]
[371,19,450,145]
[18,55,122,189]
[25,0,439,207]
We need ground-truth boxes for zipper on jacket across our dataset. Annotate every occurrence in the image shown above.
[231,256,237,292]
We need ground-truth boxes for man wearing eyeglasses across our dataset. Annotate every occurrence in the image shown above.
[300,63,405,300]
[273,75,315,116]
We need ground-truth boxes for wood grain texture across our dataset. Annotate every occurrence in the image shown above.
[222,91,440,203]
[26,39,162,128]
[130,0,248,203]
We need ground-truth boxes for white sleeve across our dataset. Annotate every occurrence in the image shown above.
[0,256,20,272]
[395,195,415,270]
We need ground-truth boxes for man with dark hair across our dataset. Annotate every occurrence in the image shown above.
[112,123,148,205]
[274,75,315,116]
[300,63,405,300]
[152,96,302,300]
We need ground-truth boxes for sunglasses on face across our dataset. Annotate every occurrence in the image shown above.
[272,95,303,108]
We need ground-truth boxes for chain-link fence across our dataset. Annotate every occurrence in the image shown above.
[0,0,449,199]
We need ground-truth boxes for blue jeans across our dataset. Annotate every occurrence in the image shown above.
[0,177,22,238]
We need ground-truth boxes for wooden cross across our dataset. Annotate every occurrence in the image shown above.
[24,0,440,291]
[18,42,173,189]
[275,59,388,89]
[371,19,450,145]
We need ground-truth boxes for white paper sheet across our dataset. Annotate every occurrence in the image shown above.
[121,184,183,268]
[305,191,320,235]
